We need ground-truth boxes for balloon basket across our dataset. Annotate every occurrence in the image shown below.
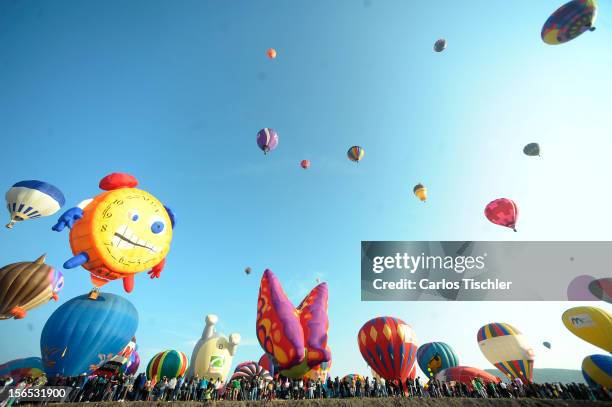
[88,289,99,300]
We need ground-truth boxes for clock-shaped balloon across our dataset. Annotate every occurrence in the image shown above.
[52,173,175,296]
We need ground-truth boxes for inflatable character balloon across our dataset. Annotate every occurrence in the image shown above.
[188,314,241,381]
[256,269,331,379]
[0,255,63,319]
[52,173,175,296]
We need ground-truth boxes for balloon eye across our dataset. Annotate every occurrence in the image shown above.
[151,220,165,234]
[218,344,224,350]
[128,210,139,222]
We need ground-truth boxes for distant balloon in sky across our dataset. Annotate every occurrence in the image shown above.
[413,183,427,202]
[485,198,518,232]
[434,38,447,52]
[541,0,597,45]
[543,341,551,349]
[477,322,535,383]
[347,146,364,163]
[523,143,541,157]
[245,267,252,275]
[267,48,277,59]
[562,306,612,353]
[5,180,65,229]
[589,278,611,304]
[300,160,310,169]
[582,354,612,388]
[257,128,279,154]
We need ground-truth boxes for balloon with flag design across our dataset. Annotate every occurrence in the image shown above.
[5,180,65,229]
[357,316,418,382]
[485,198,518,232]
[477,322,535,383]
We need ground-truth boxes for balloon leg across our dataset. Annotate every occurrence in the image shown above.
[123,275,134,293]
[63,252,89,269]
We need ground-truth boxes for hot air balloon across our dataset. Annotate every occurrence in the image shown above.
[435,366,501,384]
[40,292,138,377]
[52,173,175,296]
[94,337,137,378]
[562,306,612,352]
[543,341,551,349]
[245,267,252,275]
[304,358,331,381]
[582,354,612,388]
[342,373,365,383]
[589,278,611,304]
[300,160,310,169]
[434,39,447,52]
[477,323,535,383]
[257,128,279,154]
[126,350,140,375]
[0,357,44,382]
[357,316,418,382]
[258,353,278,377]
[147,350,189,383]
[0,255,63,319]
[523,143,540,157]
[256,270,331,379]
[347,146,364,163]
[485,198,518,232]
[416,342,459,377]
[541,0,597,45]
[267,48,277,59]
[567,275,598,301]
[230,361,273,382]
[413,183,427,202]
[5,180,65,229]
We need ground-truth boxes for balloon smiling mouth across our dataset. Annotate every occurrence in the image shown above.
[112,226,159,253]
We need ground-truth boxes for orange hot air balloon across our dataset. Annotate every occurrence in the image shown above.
[267,48,277,59]
[300,160,310,169]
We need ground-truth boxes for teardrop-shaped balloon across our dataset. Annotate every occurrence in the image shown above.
[5,180,65,229]
[257,128,279,154]
[485,198,518,232]
[562,306,612,352]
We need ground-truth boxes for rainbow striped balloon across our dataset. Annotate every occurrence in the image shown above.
[477,322,535,383]
[146,350,188,382]
[347,146,365,163]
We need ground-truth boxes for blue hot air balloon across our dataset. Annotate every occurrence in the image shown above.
[416,342,459,377]
[40,293,138,377]
[5,180,65,229]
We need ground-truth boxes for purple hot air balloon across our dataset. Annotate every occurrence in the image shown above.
[257,128,278,154]
[126,351,140,375]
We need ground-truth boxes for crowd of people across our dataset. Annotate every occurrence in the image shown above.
[1,372,610,404]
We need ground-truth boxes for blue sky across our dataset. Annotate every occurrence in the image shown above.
[1,0,611,378]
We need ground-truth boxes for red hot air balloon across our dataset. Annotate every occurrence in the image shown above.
[300,160,310,169]
[357,316,418,382]
[485,198,518,232]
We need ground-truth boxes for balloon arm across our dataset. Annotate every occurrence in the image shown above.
[64,252,89,269]
[203,315,218,339]
[147,258,165,279]
[52,207,84,232]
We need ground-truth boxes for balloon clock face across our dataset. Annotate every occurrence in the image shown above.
[90,188,172,274]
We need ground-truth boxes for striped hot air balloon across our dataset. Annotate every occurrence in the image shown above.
[147,350,188,383]
[230,361,272,382]
[256,128,279,154]
[347,146,365,163]
[477,323,535,383]
[5,180,65,229]
[582,354,612,388]
[357,316,418,382]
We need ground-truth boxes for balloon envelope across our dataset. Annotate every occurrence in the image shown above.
[434,39,446,52]
[257,128,278,154]
[543,341,551,349]
[347,146,365,162]
[485,198,518,231]
[267,48,277,59]
[523,143,540,156]
[417,342,459,377]
[230,361,272,382]
[40,293,138,377]
[582,354,612,388]
[300,160,310,169]
[477,322,535,383]
[126,351,140,375]
[541,0,597,45]
[435,366,501,384]
[358,316,418,382]
[562,306,612,352]
[589,278,612,304]
[0,357,44,382]
[5,180,65,229]
[147,350,188,382]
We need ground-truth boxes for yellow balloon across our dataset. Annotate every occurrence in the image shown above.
[413,183,427,202]
[562,306,612,352]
